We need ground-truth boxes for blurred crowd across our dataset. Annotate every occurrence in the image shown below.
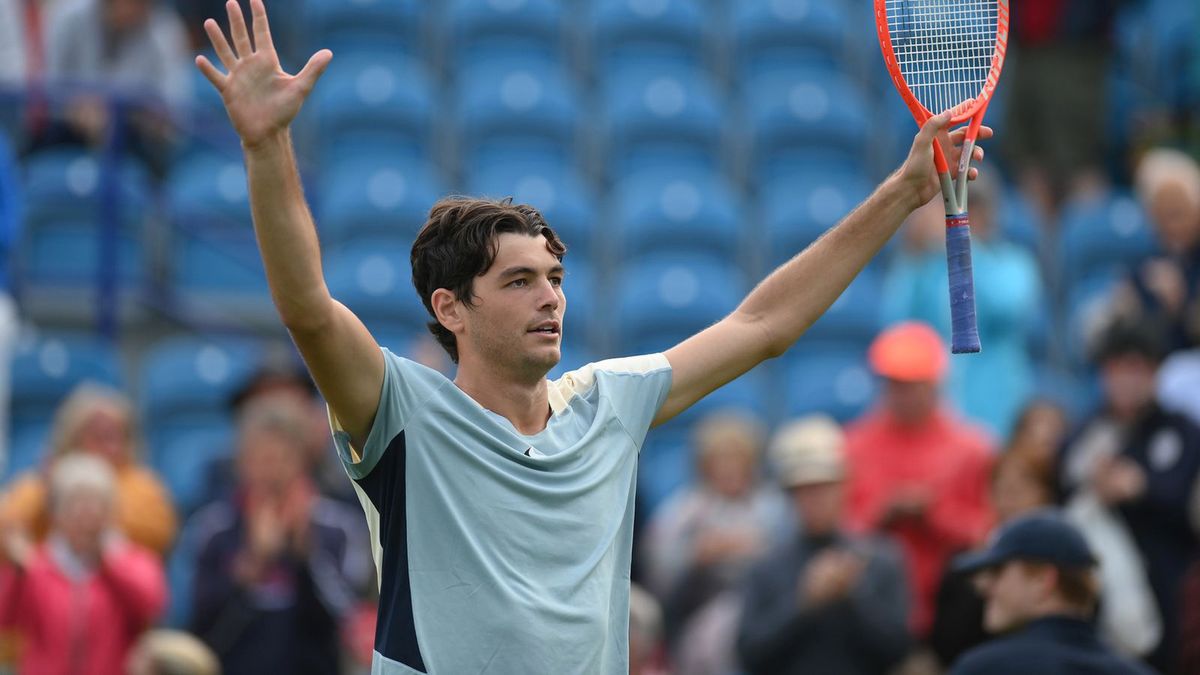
[0,0,1198,674]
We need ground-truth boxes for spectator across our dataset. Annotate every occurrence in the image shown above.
[737,415,911,675]
[1182,559,1200,675]
[0,134,19,479]
[197,345,350,511]
[949,510,1155,675]
[930,444,1057,669]
[1007,399,1071,477]
[1058,318,1200,671]
[644,409,788,670]
[630,583,669,675]
[1111,148,1200,352]
[37,0,191,175]
[882,176,1044,438]
[0,0,60,86]
[844,321,995,637]
[187,396,372,675]
[0,382,178,557]
[127,629,221,675]
[0,453,167,675]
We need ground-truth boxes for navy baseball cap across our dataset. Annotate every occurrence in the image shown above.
[954,510,1097,574]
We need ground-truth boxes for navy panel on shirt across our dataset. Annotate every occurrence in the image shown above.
[355,431,427,673]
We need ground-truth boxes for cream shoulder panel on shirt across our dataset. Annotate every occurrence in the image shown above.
[547,353,671,415]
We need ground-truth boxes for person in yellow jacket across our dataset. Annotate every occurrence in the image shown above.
[0,382,178,557]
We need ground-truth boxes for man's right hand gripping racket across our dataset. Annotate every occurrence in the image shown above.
[876,0,1009,354]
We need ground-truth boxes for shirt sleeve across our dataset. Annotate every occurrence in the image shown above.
[590,354,673,444]
[327,347,449,479]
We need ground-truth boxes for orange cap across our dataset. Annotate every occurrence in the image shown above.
[868,321,948,382]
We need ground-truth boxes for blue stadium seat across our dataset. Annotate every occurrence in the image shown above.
[324,238,429,336]
[733,0,850,78]
[140,336,262,448]
[602,65,725,175]
[5,422,50,482]
[781,348,876,422]
[303,0,422,57]
[22,220,146,287]
[467,158,597,259]
[1058,191,1158,290]
[172,229,269,303]
[591,0,709,76]
[309,54,434,165]
[318,156,441,246]
[167,151,251,228]
[560,257,597,349]
[18,150,152,290]
[153,426,234,517]
[802,265,884,349]
[22,149,152,226]
[448,0,565,65]
[639,426,692,515]
[996,183,1043,252]
[615,252,743,353]
[762,167,873,266]
[11,332,123,428]
[746,69,872,181]
[611,166,740,259]
[456,58,581,168]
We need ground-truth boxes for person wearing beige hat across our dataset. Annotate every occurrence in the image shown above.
[736,415,912,675]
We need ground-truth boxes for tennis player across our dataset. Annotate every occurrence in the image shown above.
[196,1,990,672]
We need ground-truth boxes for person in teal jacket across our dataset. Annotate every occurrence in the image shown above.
[882,173,1044,439]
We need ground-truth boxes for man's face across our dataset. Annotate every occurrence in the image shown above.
[975,561,1046,633]
[791,481,845,537]
[883,378,939,425]
[237,427,306,499]
[1149,181,1200,254]
[457,233,565,380]
[1101,353,1158,419]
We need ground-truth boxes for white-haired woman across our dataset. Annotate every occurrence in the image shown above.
[0,382,178,556]
[0,453,167,674]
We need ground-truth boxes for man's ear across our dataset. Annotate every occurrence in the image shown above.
[431,288,463,334]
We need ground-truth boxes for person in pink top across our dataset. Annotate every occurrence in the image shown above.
[844,321,995,637]
[0,453,167,675]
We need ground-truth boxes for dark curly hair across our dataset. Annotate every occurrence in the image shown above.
[410,197,567,363]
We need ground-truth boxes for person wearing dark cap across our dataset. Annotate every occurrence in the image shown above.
[737,415,912,675]
[1059,318,1200,672]
[950,510,1157,675]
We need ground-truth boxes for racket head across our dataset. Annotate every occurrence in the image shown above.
[875,0,1009,125]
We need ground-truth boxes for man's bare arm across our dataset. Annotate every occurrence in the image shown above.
[197,0,382,447]
[656,114,990,425]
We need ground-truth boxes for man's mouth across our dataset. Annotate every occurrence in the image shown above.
[528,321,561,335]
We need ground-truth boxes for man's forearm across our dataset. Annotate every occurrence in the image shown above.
[243,130,331,330]
[737,173,921,357]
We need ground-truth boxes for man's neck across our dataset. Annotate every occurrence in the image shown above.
[455,360,551,436]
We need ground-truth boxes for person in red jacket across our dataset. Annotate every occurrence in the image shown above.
[0,452,167,675]
[844,321,995,637]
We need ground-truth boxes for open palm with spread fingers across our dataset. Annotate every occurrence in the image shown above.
[196,0,332,147]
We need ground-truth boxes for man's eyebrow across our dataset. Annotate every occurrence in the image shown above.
[498,265,566,278]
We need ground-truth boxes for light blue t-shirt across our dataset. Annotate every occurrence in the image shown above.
[329,348,674,674]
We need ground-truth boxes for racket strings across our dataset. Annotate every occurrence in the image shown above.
[884,0,998,115]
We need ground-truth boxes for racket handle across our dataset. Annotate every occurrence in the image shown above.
[945,215,981,354]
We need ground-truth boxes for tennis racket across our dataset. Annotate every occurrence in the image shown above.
[876,0,1009,354]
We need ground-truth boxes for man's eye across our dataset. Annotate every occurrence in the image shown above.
[510,279,527,288]
[550,276,563,287]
